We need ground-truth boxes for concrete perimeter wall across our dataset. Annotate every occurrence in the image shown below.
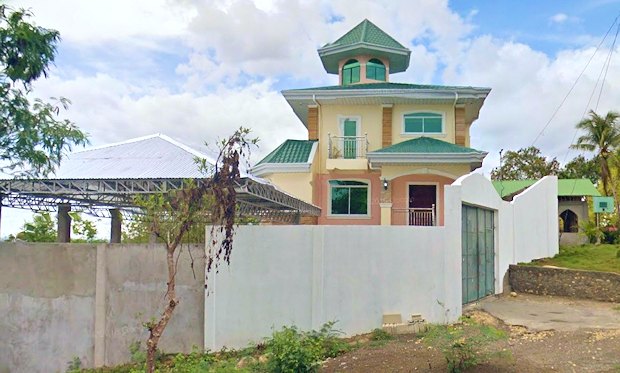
[0,243,204,373]
[205,173,558,350]
[205,225,459,350]
[448,174,559,292]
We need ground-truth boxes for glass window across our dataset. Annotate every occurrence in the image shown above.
[403,112,443,133]
[342,59,360,85]
[366,58,386,81]
[329,180,368,215]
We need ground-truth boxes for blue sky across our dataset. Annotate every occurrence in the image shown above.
[3,0,620,237]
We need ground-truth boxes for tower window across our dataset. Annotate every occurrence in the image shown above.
[342,59,360,85]
[366,58,386,81]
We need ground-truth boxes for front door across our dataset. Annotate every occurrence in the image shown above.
[408,185,436,225]
[343,119,357,159]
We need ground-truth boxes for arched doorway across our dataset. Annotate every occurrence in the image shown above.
[559,209,578,232]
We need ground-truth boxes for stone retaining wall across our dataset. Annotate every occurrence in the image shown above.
[509,264,620,302]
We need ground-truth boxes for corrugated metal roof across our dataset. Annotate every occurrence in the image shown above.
[51,134,217,179]
[493,179,601,198]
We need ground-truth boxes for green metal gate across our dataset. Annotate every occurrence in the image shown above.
[462,205,495,304]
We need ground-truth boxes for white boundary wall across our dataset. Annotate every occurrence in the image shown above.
[205,173,559,350]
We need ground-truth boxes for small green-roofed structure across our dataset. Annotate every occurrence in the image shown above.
[493,179,601,199]
[317,19,411,74]
[493,178,600,246]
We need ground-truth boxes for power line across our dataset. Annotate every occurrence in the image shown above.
[531,14,619,146]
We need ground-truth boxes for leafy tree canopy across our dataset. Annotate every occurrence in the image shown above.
[491,146,560,180]
[0,6,87,176]
[558,155,600,184]
[7,211,102,242]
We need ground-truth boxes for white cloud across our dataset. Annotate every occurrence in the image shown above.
[6,0,195,45]
[550,13,569,24]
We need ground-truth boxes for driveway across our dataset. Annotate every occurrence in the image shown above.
[474,293,620,331]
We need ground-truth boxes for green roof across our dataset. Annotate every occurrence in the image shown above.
[372,137,485,154]
[257,140,316,165]
[291,82,489,92]
[324,19,406,50]
[317,19,411,74]
[493,179,601,198]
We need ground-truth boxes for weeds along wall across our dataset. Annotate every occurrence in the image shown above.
[0,243,204,373]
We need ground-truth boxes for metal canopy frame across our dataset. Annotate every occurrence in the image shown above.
[0,177,320,223]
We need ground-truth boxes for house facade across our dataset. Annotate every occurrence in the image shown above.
[253,19,491,226]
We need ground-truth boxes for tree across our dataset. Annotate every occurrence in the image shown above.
[558,155,600,184]
[491,146,560,180]
[138,128,257,373]
[0,6,87,176]
[11,212,56,242]
[571,110,620,197]
[8,211,101,242]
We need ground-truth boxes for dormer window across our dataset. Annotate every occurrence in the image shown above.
[366,59,386,81]
[342,59,360,85]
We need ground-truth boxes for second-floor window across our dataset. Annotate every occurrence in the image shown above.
[342,59,360,85]
[403,112,443,134]
[366,59,386,81]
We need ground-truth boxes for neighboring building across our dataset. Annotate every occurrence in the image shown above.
[253,19,491,226]
[492,178,601,245]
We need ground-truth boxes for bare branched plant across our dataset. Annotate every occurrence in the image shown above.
[134,127,257,373]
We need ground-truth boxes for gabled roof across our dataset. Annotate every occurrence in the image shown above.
[51,134,216,179]
[318,19,411,74]
[252,140,318,176]
[493,179,601,198]
[367,137,487,169]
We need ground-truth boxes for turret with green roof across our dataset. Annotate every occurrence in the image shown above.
[318,19,411,85]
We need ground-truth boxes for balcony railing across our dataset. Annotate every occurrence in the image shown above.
[395,205,436,226]
[328,133,368,159]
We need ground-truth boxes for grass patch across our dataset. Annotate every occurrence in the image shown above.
[524,244,620,273]
[422,316,508,373]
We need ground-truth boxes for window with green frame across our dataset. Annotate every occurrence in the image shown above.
[403,112,443,133]
[366,58,386,81]
[342,59,360,85]
[329,180,368,215]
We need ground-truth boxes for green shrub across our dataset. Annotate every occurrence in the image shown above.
[265,321,348,373]
[66,356,82,373]
[580,220,604,244]
[423,317,507,373]
[370,328,394,341]
[170,347,215,373]
[129,341,146,364]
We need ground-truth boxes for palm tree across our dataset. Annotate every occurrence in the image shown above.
[571,110,620,214]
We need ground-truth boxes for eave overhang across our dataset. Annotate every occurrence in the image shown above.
[317,43,411,74]
[251,162,312,177]
[367,151,488,170]
[281,87,491,128]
